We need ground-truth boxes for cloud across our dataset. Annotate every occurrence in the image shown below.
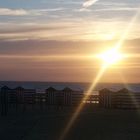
[0,18,139,42]
[36,8,64,12]
[94,7,139,12]
[83,0,99,8]
[27,8,64,16]
[0,8,28,16]
[0,8,64,16]
[0,38,140,56]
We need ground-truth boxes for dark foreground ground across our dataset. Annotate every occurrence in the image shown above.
[0,107,140,140]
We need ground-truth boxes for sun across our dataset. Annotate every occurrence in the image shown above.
[98,48,123,66]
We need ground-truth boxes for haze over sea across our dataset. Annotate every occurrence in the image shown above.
[0,81,140,92]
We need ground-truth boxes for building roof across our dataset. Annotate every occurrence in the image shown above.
[99,88,112,93]
[62,87,73,92]
[117,88,130,93]
[46,87,57,91]
[14,86,24,90]
[1,86,11,90]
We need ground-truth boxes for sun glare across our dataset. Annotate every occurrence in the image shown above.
[98,48,123,66]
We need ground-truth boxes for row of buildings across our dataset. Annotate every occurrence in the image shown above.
[0,86,91,107]
[1,86,140,114]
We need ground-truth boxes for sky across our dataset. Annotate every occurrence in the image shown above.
[0,0,140,83]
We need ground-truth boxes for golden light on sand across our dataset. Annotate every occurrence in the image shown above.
[97,48,123,66]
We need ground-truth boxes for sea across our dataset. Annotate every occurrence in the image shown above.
[0,81,140,92]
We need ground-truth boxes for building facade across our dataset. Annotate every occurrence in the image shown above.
[99,88,140,109]
[45,87,83,106]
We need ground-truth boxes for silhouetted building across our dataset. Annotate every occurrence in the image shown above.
[45,87,83,106]
[0,86,10,115]
[0,86,36,114]
[8,87,36,104]
[99,88,113,108]
[46,87,57,105]
[99,88,140,109]
[113,88,140,109]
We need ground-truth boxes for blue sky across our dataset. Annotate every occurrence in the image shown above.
[0,0,140,82]
[0,0,139,41]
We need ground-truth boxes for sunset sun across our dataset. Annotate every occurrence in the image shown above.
[98,48,123,66]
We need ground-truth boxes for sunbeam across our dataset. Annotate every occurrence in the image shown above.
[59,8,140,140]
[59,64,107,140]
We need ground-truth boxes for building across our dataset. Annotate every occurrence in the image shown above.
[45,87,83,106]
[9,87,36,104]
[0,86,36,105]
[99,88,113,108]
[99,88,140,109]
[46,87,57,105]
[113,88,140,109]
[0,86,10,115]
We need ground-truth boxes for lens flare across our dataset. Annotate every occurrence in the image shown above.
[98,48,123,66]
[59,9,140,140]
[59,65,107,140]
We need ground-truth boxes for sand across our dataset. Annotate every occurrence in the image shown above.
[0,107,140,140]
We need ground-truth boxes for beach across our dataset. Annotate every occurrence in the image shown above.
[0,108,140,140]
